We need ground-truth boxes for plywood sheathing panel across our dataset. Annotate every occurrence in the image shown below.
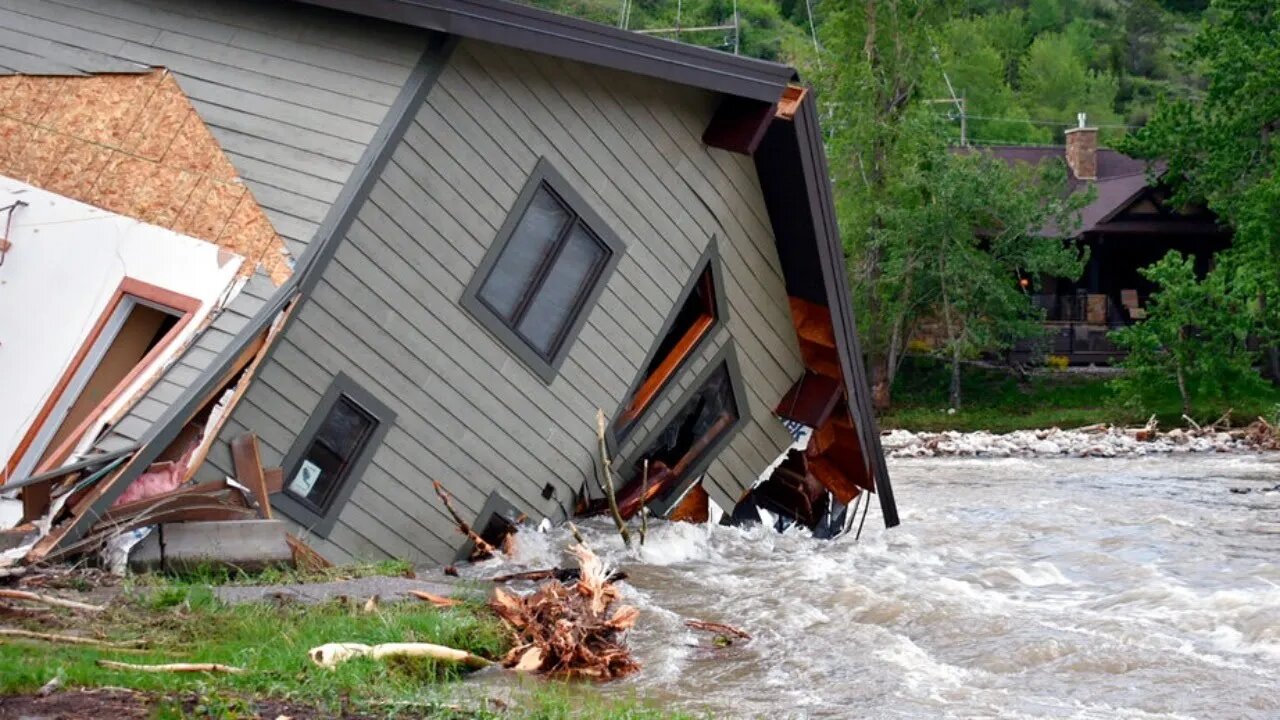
[0,70,290,285]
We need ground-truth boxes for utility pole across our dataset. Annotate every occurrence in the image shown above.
[925,97,967,145]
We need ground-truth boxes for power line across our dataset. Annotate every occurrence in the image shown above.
[939,113,1140,130]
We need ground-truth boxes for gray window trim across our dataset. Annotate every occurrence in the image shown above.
[273,372,396,538]
[616,344,748,518]
[608,238,728,446]
[461,157,625,383]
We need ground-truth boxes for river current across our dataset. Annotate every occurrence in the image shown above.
[475,455,1280,719]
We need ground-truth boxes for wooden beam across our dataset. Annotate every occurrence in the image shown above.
[703,95,777,155]
[230,433,272,520]
[775,85,807,120]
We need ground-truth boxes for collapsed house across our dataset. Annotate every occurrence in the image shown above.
[0,0,896,570]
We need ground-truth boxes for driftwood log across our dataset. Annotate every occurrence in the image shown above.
[308,642,490,670]
[97,660,244,674]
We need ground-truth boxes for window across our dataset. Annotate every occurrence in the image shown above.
[615,253,721,437]
[611,351,744,518]
[274,373,395,537]
[463,159,624,382]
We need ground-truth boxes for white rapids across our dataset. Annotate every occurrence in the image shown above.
[463,454,1280,719]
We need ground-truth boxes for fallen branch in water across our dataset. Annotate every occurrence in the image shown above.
[409,590,460,607]
[0,628,142,649]
[432,480,498,560]
[97,660,244,674]
[308,642,490,670]
[685,619,751,641]
[595,409,633,549]
[0,589,104,613]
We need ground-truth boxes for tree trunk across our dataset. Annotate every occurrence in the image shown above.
[870,356,892,411]
[1176,327,1191,417]
[950,343,963,412]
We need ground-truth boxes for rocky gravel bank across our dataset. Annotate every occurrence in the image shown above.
[881,424,1276,459]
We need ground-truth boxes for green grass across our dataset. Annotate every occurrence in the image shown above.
[0,580,687,718]
[129,558,417,589]
[879,357,1280,433]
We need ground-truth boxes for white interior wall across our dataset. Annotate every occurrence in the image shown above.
[0,175,243,479]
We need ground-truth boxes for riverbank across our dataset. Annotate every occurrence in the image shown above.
[0,568,678,719]
[882,421,1279,459]
[879,357,1280,433]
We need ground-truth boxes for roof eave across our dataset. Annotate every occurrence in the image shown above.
[294,0,796,102]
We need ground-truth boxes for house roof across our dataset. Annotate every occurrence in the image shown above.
[28,0,897,549]
[976,144,1159,235]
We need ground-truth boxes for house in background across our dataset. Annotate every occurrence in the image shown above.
[1,0,895,568]
[990,122,1231,364]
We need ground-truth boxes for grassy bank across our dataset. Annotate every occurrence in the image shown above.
[0,575,683,719]
[879,357,1280,433]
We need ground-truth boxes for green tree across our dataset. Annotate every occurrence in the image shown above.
[1110,252,1266,417]
[807,0,1089,410]
[1122,0,1280,379]
[1019,32,1119,128]
[909,152,1088,409]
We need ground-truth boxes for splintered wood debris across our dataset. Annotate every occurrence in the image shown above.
[490,544,639,680]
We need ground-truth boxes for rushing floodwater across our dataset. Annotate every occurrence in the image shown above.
[472,455,1280,719]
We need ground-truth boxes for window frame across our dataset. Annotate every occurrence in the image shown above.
[461,158,625,383]
[616,345,748,518]
[273,372,396,538]
[611,240,728,442]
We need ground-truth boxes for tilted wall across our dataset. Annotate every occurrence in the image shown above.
[203,39,804,565]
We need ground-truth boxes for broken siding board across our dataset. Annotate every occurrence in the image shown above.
[147,31,402,104]
[220,153,347,206]
[3,0,423,253]
[0,25,139,73]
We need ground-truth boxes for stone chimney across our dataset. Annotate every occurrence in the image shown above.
[1064,112,1098,181]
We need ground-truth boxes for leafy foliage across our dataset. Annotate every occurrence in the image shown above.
[1110,252,1267,416]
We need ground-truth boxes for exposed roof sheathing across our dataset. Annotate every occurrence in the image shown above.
[0,70,291,284]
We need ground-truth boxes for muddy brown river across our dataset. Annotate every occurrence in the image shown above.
[473,455,1280,719]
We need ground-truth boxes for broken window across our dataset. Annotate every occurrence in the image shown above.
[612,357,743,518]
[463,159,623,382]
[275,373,395,536]
[615,262,719,437]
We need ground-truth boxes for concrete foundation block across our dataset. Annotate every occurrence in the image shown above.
[129,520,293,573]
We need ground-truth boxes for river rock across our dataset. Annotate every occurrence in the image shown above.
[881,424,1265,459]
